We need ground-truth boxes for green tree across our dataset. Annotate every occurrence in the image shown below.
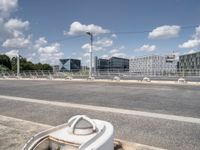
[11,56,52,71]
[0,54,12,70]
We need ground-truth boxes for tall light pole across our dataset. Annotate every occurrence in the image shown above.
[17,53,20,78]
[86,31,93,78]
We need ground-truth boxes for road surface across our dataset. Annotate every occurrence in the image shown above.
[0,80,200,150]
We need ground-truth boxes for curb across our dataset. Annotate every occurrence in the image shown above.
[0,77,199,86]
[0,115,166,150]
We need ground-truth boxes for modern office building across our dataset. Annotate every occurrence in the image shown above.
[59,59,81,72]
[129,54,177,74]
[178,51,200,72]
[95,56,129,71]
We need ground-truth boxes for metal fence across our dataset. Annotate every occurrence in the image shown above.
[0,69,200,81]
[0,70,89,79]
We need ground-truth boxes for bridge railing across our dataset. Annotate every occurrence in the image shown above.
[0,68,200,80]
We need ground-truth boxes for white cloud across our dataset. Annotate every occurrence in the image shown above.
[4,18,29,37]
[5,49,18,57]
[38,43,59,54]
[173,52,180,60]
[109,49,119,54]
[65,21,109,35]
[194,25,200,39]
[39,52,64,65]
[111,52,127,58]
[81,38,113,52]
[2,36,31,49]
[101,54,109,59]
[32,52,36,56]
[0,0,18,18]
[83,52,90,57]
[135,44,156,52]
[149,25,181,39]
[178,39,200,49]
[32,37,64,65]
[34,37,47,49]
[95,38,113,47]
[179,25,200,49]
[187,50,196,54]
[27,57,32,61]
[111,33,117,38]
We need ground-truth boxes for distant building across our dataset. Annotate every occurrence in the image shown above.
[129,54,177,74]
[52,65,59,72]
[95,56,129,71]
[59,59,81,72]
[178,51,200,73]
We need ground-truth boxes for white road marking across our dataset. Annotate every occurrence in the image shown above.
[0,95,200,124]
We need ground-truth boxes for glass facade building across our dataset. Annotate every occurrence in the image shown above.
[59,59,81,72]
[95,56,129,71]
[179,51,200,74]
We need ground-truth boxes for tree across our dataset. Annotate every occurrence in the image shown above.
[11,56,53,71]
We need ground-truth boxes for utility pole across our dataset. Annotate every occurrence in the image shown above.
[86,32,93,78]
[17,53,20,78]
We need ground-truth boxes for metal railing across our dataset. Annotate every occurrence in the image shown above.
[0,69,200,81]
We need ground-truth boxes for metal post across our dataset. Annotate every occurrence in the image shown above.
[86,32,93,78]
[17,54,20,77]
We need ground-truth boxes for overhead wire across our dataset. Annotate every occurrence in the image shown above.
[48,24,199,44]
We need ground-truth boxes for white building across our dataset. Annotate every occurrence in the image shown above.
[129,55,177,75]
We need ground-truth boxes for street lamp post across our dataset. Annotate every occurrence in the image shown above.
[17,53,20,78]
[86,31,93,78]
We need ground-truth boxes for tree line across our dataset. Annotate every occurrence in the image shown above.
[0,54,52,72]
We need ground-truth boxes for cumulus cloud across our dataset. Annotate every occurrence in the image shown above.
[82,38,113,52]
[2,36,31,49]
[111,34,117,38]
[135,44,156,52]
[65,21,109,35]
[95,38,113,47]
[178,39,200,49]
[111,52,127,58]
[34,37,47,49]
[5,49,18,57]
[187,50,196,54]
[193,26,200,39]
[37,42,64,65]
[101,54,109,59]
[109,49,119,54]
[38,43,60,54]
[149,25,181,39]
[4,18,29,37]
[83,52,90,57]
[0,0,18,18]
[179,25,200,49]
[39,52,64,65]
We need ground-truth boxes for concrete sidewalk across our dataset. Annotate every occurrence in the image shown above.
[0,115,166,150]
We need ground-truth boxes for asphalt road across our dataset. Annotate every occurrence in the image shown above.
[0,80,200,150]
[0,80,199,118]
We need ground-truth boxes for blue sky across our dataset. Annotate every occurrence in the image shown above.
[0,0,200,65]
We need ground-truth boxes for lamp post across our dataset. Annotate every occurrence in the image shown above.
[86,31,93,78]
[17,52,20,78]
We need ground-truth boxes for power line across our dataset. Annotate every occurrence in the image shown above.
[47,24,199,44]
[48,35,85,44]
[109,24,199,35]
